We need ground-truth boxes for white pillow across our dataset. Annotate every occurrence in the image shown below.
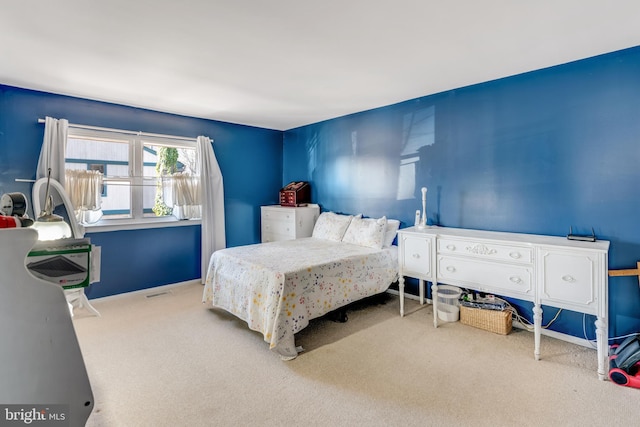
[342,216,387,249]
[312,212,354,242]
[383,219,400,247]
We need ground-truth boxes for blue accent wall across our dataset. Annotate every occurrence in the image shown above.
[283,46,640,341]
[0,85,282,298]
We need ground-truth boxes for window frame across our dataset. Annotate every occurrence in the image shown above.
[65,126,201,233]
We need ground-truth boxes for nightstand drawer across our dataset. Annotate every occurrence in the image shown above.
[261,231,294,243]
[438,237,532,264]
[261,208,296,224]
[261,219,296,238]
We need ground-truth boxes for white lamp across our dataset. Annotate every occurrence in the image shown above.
[31,168,72,241]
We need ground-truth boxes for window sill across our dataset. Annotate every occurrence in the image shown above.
[83,217,201,233]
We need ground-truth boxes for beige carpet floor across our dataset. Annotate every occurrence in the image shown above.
[73,283,639,426]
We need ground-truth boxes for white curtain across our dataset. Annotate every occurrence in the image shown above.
[172,172,201,220]
[197,135,225,282]
[65,169,104,224]
[35,117,69,210]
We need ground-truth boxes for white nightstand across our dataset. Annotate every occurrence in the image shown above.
[260,204,320,243]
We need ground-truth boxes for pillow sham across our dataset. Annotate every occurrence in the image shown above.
[383,219,401,247]
[312,212,354,242]
[342,216,387,249]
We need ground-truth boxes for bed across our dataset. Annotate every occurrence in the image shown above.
[202,212,400,359]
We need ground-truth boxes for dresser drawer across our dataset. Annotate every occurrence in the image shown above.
[438,237,532,264]
[261,231,294,243]
[437,255,534,299]
[261,208,297,224]
[538,249,600,313]
[261,219,296,238]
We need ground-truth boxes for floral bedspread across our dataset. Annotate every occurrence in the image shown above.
[202,237,398,359]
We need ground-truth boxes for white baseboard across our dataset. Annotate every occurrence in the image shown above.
[90,279,202,303]
[513,321,596,349]
[386,290,595,349]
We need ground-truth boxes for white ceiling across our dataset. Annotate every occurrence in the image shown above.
[2,1,640,131]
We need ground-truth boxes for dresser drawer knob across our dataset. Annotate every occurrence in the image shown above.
[412,253,420,259]
[509,276,522,284]
[446,266,456,273]
[562,275,576,283]
[509,252,522,259]
[446,244,456,251]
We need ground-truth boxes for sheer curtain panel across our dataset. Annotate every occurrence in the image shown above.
[172,172,201,220]
[197,136,225,282]
[65,169,104,224]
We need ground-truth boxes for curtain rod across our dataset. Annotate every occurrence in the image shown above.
[37,118,199,143]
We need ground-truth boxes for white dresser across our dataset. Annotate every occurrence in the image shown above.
[397,226,610,380]
[260,204,320,243]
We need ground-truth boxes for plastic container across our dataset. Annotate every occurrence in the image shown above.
[437,285,462,322]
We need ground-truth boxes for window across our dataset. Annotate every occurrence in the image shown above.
[65,126,201,228]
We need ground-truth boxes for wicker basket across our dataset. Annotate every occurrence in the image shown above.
[460,305,512,335]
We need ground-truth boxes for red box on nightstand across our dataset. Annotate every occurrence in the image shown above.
[279,181,310,206]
